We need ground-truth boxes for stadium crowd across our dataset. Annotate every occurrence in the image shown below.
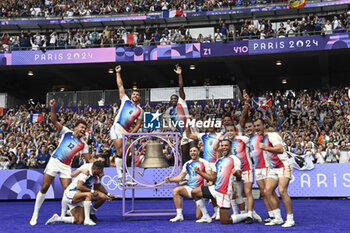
[1,12,349,51]
[0,0,286,18]
[0,87,350,170]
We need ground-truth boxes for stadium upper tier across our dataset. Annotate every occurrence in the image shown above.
[0,0,308,19]
[0,0,347,24]
[0,10,349,54]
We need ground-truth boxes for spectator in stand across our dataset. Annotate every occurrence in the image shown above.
[15,152,28,169]
[154,29,161,45]
[30,39,40,51]
[286,22,296,37]
[0,156,10,169]
[277,23,286,38]
[325,142,340,163]
[160,34,169,45]
[1,33,10,51]
[220,23,228,41]
[332,16,340,30]
[37,146,50,169]
[49,32,58,49]
[214,28,223,42]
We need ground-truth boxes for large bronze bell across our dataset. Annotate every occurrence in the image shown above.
[140,139,169,168]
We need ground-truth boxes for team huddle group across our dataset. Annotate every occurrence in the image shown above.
[28,64,294,227]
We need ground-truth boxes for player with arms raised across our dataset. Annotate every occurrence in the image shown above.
[111,65,143,186]
[30,99,91,225]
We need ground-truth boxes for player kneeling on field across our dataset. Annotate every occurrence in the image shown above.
[165,146,212,222]
[46,161,115,226]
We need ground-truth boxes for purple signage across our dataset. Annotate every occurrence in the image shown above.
[0,164,349,200]
[201,41,249,57]
[116,44,201,62]
[11,47,116,65]
[2,33,350,65]
[0,167,176,200]
[249,34,350,54]
[287,164,350,197]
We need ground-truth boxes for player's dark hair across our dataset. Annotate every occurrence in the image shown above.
[220,138,232,145]
[92,161,104,170]
[189,145,200,151]
[74,119,87,129]
[96,153,107,160]
[254,118,266,125]
[132,90,141,96]
[223,113,232,119]
[245,119,254,125]
[225,124,237,132]
[170,94,179,99]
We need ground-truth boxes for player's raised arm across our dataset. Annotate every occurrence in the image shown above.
[186,126,198,140]
[49,99,63,133]
[239,89,250,128]
[115,65,126,99]
[174,64,185,100]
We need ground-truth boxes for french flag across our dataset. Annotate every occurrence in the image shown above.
[30,113,43,123]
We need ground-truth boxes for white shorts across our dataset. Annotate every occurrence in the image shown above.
[110,123,127,140]
[184,186,193,198]
[209,162,216,171]
[44,157,71,179]
[62,189,83,210]
[267,165,293,180]
[207,185,231,208]
[242,170,254,183]
[255,167,269,181]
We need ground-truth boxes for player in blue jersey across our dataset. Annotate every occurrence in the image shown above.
[192,139,249,225]
[254,119,294,227]
[30,99,91,226]
[111,65,143,186]
[245,120,277,223]
[164,64,194,164]
[186,125,221,220]
[165,146,211,222]
[186,125,220,167]
[69,154,114,223]
[45,161,109,226]
[224,124,262,224]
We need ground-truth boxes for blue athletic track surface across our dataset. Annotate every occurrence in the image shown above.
[1,199,349,233]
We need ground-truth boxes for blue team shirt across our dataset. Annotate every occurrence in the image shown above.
[114,95,142,132]
[198,133,219,163]
[51,126,89,166]
[182,158,210,189]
